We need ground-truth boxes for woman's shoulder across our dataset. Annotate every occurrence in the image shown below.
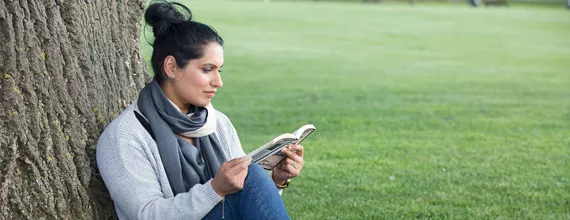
[213,109,237,135]
[214,109,231,124]
[97,104,155,154]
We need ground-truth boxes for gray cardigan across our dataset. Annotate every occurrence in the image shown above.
[96,104,247,220]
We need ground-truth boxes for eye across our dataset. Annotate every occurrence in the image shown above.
[203,68,212,73]
[218,69,223,73]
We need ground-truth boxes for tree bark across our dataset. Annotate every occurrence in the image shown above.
[0,0,148,219]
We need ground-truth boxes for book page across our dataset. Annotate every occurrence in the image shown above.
[258,151,287,170]
[254,138,297,170]
[292,124,316,144]
[247,134,296,159]
[248,124,315,170]
[250,138,295,163]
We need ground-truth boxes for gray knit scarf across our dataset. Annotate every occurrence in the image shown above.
[137,80,227,195]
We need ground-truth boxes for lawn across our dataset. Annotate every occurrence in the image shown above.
[141,1,570,219]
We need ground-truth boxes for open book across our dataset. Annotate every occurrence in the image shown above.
[246,124,316,170]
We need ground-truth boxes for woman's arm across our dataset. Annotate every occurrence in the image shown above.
[216,111,285,194]
[97,126,222,220]
[216,111,246,159]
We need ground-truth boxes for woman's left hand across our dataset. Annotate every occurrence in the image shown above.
[272,144,304,185]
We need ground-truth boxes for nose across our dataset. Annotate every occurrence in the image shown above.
[212,72,223,88]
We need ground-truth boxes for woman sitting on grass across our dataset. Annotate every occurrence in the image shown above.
[96,1,305,219]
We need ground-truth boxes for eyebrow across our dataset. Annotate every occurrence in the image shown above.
[202,63,223,68]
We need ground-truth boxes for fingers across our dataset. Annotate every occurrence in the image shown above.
[223,157,244,169]
[279,158,301,175]
[213,157,252,197]
[229,157,252,175]
[223,156,250,169]
[284,164,299,178]
[272,145,306,182]
[281,147,304,167]
[283,144,304,158]
[291,144,304,157]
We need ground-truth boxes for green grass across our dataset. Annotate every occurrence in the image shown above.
[141,1,570,219]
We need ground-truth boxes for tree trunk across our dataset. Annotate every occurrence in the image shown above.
[0,0,148,219]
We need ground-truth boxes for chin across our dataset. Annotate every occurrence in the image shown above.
[195,99,210,107]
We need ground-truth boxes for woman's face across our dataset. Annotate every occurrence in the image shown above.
[170,42,224,108]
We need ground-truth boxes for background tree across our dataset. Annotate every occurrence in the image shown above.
[0,0,148,219]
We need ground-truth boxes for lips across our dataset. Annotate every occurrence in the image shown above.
[205,91,216,98]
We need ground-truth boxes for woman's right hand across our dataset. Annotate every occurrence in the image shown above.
[211,156,252,197]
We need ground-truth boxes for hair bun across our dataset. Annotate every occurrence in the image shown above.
[144,1,193,39]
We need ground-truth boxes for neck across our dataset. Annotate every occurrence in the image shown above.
[160,82,189,114]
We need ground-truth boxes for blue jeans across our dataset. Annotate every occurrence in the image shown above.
[203,164,290,220]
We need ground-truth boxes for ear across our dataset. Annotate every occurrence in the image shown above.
[163,56,177,79]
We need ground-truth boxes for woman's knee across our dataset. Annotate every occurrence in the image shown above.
[243,164,273,188]
[246,164,267,181]
[247,163,266,176]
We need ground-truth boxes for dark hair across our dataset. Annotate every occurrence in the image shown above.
[144,1,224,83]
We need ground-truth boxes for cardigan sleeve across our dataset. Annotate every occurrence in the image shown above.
[96,118,223,220]
[215,111,246,159]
